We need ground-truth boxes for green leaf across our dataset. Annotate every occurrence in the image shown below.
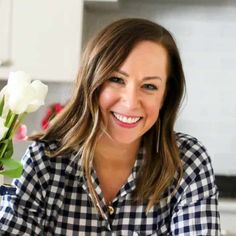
[0,158,23,178]
[0,138,10,145]
[0,96,4,116]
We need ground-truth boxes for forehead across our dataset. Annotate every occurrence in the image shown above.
[119,40,168,79]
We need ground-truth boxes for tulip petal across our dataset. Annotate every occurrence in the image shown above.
[26,80,48,113]
[8,85,33,114]
[0,117,8,140]
[0,86,8,100]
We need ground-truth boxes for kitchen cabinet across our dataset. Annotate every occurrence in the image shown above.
[0,0,83,82]
[84,0,119,11]
[0,0,12,68]
[85,0,118,2]
[85,0,119,5]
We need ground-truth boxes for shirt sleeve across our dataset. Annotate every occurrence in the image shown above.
[0,142,50,235]
[170,138,221,236]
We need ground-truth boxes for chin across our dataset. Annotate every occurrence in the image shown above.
[110,134,141,146]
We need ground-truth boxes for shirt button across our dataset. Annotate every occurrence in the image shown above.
[107,205,115,215]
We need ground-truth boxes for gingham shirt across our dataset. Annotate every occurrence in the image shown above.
[0,133,220,235]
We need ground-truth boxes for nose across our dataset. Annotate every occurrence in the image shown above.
[121,85,141,109]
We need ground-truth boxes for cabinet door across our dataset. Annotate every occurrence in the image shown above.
[0,0,83,82]
[0,0,12,68]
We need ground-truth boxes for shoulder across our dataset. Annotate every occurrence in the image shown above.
[22,140,71,165]
[22,141,56,170]
[174,132,214,186]
[175,132,211,169]
[20,141,72,186]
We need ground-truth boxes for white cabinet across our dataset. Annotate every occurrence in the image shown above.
[0,0,83,82]
[0,0,12,68]
[84,0,119,11]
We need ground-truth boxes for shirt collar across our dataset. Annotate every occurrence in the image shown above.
[64,147,144,219]
[115,150,143,200]
[65,147,144,197]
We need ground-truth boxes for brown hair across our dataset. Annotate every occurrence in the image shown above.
[31,18,185,215]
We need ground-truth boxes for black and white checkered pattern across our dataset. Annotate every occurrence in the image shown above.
[0,133,220,235]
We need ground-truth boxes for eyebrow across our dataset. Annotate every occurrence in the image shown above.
[115,69,163,81]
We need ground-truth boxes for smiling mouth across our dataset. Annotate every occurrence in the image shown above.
[111,112,142,124]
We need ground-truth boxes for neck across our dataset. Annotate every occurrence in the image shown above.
[94,134,141,169]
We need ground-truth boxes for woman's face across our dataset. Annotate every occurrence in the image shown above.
[99,40,168,145]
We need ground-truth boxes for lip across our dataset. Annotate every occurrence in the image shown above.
[111,111,142,128]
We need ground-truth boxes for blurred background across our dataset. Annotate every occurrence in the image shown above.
[0,0,236,234]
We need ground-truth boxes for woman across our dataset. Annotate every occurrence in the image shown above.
[0,18,220,235]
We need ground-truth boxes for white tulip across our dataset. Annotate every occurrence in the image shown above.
[0,85,7,100]
[8,83,32,114]
[0,86,9,118]
[0,117,8,140]
[26,80,48,113]
[2,71,48,114]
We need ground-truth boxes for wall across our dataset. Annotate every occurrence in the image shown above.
[84,0,236,175]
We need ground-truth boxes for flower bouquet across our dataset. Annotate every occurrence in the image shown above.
[0,71,48,179]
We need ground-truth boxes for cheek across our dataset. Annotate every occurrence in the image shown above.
[147,104,160,122]
[145,94,164,122]
[98,90,110,125]
[98,86,117,113]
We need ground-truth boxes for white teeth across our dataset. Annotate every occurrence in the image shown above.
[113,112,141,124]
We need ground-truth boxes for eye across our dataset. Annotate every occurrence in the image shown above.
[108,76,124,84]
[142,84,158,91]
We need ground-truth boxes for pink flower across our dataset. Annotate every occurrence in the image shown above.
[13,124,27,141]
[54,103,63,113]
[41,103,64,130]
[41,118,49,130]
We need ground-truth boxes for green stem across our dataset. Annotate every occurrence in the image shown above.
[5,112,18,139]
[0,96,4,116]
[0,140,10,159]
[0,110,28,161]
[0,111,19,160]
[11,112,27,136]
